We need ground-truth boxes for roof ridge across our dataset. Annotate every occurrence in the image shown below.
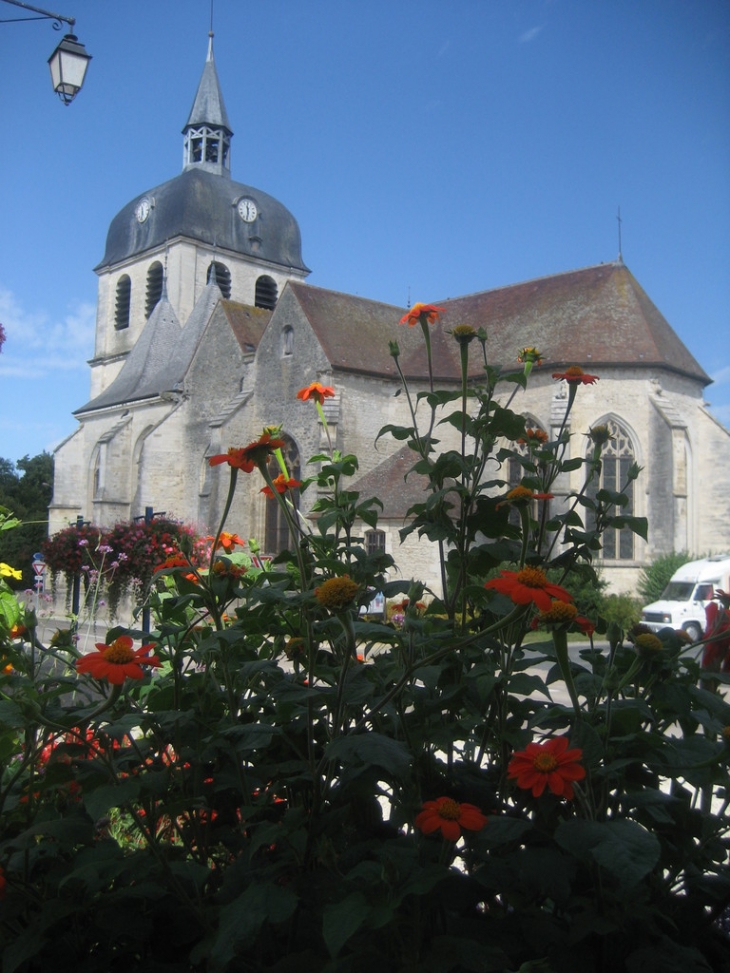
[440,260,624,304]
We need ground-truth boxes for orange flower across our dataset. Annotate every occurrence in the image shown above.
[399,303,444,327]
[296,382,335,405]
[208,434,286,473]
[496,486,553,509]
[261,474,302,499]
[517,427,549,446]
[508,736,585,799]
[484,568,572,612]
[213,531,245,552]
[9,624,26,639]
[76,636,161,685]
[154,554,199,584]
[517,347,543,366]
[552,366,599,385]
[415,797,487,841]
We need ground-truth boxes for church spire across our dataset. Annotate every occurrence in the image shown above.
[182,32,232,176]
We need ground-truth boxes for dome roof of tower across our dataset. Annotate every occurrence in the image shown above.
[96,167,309,273]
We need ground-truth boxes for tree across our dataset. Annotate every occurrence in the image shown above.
[0,452,54,588]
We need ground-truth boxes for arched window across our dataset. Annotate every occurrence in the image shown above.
[145,262,164,318]
[264,436,301,555]
[365,529,386,556]
[586,419,637,560]
[207,261,231,299]
[282,326,294,357]
[255,275,278,310]
[145,262,164,317]
[114,275,131,330]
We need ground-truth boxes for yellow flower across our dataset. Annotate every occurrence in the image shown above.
[634,632,663,656]
[0,563,22,581]
[450,324,477,345]
[315,576,360,612]
[539,601,578,624]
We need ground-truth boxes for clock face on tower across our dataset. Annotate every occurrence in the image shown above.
[135,197,152,223]
[237,197,258,223]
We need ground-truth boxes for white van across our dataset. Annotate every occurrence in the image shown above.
[640,555,730,641]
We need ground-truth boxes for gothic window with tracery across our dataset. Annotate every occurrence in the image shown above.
[586,419,636,560]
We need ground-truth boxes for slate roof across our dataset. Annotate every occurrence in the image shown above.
[75,283,221,415]
[97,169,309,273]
[184,36,231,134]
[287,262,710,385]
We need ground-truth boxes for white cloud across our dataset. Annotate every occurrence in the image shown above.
[519,26,544,43]
[710,365,730,387]
[0,287,95,378]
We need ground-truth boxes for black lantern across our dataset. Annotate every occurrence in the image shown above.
[47,30,91,105]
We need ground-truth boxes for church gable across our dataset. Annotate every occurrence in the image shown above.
[442,262,710,383]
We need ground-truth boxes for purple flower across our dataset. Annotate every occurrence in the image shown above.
[78,539,89,548]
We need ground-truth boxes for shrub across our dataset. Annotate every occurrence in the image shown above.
[637,550,696,603]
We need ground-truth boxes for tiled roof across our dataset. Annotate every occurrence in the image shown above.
[350,445,429,520]
[286,262,710,385]
[218,301,271,353]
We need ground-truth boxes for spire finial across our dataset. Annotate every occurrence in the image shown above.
[617,206,624,263]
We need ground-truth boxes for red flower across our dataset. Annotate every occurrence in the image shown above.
[552,366,599,385]
[508,736,585,799]
[208,434,286,473]
[0,866,6,900]
[399,303,444,327]
[415,797,487,841]
[296,382,335,405]
[484,568,573,612]
[261,474,302,499]
[154,554,199,584]
[76,636,161,685]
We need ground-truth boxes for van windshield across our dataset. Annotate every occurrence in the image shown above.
[661,582,695,601]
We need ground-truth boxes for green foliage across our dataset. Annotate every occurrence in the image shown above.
[0,335,728,973]
[638,550,697,603]
[0,453,53,588]
[598,591,643,629]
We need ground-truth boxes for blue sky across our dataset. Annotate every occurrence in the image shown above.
[1,0,728,465]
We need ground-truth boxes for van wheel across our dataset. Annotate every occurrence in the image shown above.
[684,623,702,642]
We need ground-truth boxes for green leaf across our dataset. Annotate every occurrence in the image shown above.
[555,819,660,889]
[83,778,141,822]
[323,891,369,957]
[0,698,25,728]
[325,732,411,777]
[209,883,299,969]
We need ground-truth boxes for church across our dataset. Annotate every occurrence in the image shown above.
[49,37,730,596]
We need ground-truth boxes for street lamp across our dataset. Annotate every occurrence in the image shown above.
[0,0,91,104]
